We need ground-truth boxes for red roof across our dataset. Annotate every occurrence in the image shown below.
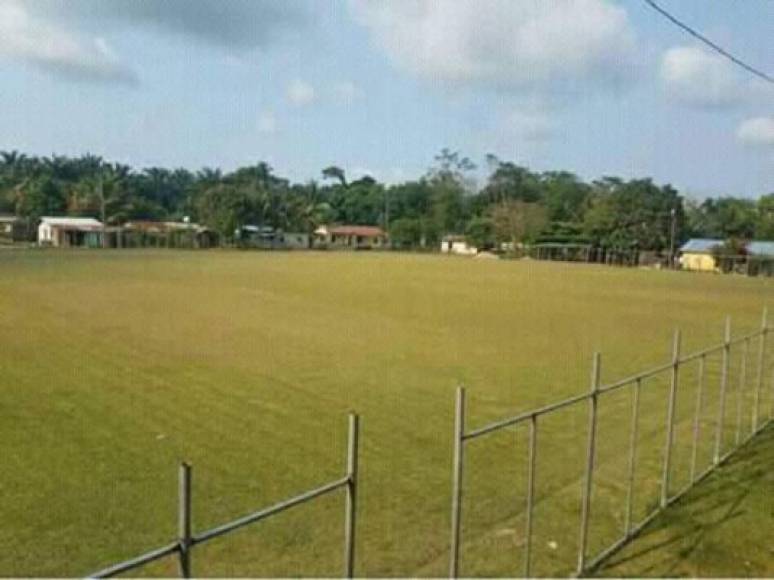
[328,225,386,237]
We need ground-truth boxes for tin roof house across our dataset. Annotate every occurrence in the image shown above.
[38,217,104,248]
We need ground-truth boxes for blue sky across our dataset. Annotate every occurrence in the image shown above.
[0,0,772,198]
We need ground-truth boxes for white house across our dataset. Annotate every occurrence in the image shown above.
[38,217,104,247]
[441,235,478,256]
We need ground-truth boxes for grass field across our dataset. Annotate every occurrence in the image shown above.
[1,250,772,577]
[596,422,774,577]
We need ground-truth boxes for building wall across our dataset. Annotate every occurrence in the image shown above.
[680,252,717,272]
[441,240,478,255]
[282,233,310,249]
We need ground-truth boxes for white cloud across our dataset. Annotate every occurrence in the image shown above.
[0,0,314,84]
[0,0,137,84]
[333,81,364,105]
[349,0,637,95]
[660,45,743,108]
[257,111,277,134]
[737,117,774,148]
[287,79,316,106]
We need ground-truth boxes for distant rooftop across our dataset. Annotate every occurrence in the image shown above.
[40,217,103,228]
[747,241,774,257]
[679,238,723,253]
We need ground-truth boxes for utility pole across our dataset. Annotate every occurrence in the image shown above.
[99,174,107,249]
[669,207,677,269]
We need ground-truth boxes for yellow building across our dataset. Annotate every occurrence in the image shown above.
[679,239,722,272]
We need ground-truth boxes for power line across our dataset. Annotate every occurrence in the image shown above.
[642,0,774,85]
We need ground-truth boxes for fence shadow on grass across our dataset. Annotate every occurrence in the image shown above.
[594,423,774,577]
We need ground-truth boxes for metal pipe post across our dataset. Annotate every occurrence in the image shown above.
[178,463,192,578]
[577,352,601,576]
[661,329,681,508]
[449,387,466,578]
[753,307,768,432]
[624,378,641,536]
[524,415,538,578]
[689,355,706,483]
[714,317,732,464]
[344,413,360,578]
[735,338,749,445]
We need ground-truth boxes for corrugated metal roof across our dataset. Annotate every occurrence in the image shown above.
[679,238,723,253]
[40,217,103,228]
[747,241,774,257]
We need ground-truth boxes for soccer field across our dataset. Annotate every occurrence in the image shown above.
[1,250,771,577]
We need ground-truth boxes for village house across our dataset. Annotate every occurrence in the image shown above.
[38,217,104,248]
[440,235,478,256]
[314,225,388,249]
[0,215,24,242]
[678,239,723,272]
[123,220,218,248]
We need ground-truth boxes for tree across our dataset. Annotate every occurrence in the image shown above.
[583,178,683,250]
[426,149,475,236]
[292,182,332,246]
[489,200,548,247]
[479,157,540,206]
[322,166,347,187]
[196,184,255,241]
[465,216,495,250]
[388,217,423,248]
[755,194,774,239]
[687,197,757,239]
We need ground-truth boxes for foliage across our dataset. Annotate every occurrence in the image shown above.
[489,200,548,246]
[465,216,495,250]
[0,149,771,249]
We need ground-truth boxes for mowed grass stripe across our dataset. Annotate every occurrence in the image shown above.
[0,250,771,576]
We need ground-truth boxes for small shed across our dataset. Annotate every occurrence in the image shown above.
[441,235,478,256]
[678,239,723,272]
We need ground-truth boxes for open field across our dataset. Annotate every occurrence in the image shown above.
[1,250,772,577]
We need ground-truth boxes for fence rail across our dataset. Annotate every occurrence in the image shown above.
[82,309,772,578]
[88,413,360,578]
[449,307,771,577]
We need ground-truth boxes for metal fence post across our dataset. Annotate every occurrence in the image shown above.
[524,414,538,578]
[661,329,681,508]
[344,413,359,578]
[714,317,732,464]
[735,338,749,445]
[577,352,601,576]
[689,355,706,483]
[449,387,466,578]
[178,463,192,578]
[753,307,768,432]
[624,378,641,536]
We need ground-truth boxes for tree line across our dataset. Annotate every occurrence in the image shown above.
[1,149,772,249]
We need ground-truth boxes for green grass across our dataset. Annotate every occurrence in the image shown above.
[0,250,772,577]
[595,423,774,577]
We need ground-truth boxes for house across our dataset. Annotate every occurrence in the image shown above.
[746,241,774,277]
[236,226,310,249]
[280,232,311,249]
[237,225,279,248]
[0,215,24,242]
[314,225,388,249]
[441,235,478,256]
[38,217,104,247]
[746,241,774,259]
[678,239,723,272]
[123,220,218,249]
